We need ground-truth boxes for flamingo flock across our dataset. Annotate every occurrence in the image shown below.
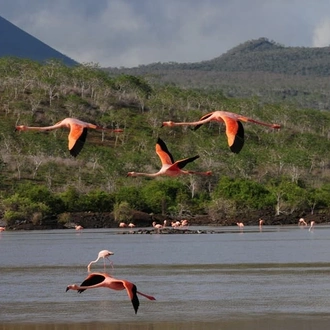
[13,110,283,315]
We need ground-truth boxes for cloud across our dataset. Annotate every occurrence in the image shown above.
[1,0,330,67]
[313,18,330,47]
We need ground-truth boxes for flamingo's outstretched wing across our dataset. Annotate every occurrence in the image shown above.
[156,138,175,165]
[171,155,199,170]
[123,281,140,314]
[193,112,213,131]
[221,117,244,154]
[69,125,88,157]
[77,273,105,293]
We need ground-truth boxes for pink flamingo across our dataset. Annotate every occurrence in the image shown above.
[237,222,244,229]
[75,225,83,230]
[181,219,189,227]
[309,221,315,232]
[119,222,127,228]
[87,250,114,272]
[298,218,307,226]
[162,111,280,153]
[0,226,5,232]
[15,117,123,157]
[152,221,163,229]
[128,223,135,228]
[127,138,212,177]
[171,221,181,228]
[66,272,156,314]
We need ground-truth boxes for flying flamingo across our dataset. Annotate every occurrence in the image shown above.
[87,250,114,273]
[15,117,123,157]
[127,137,212,177]
[162,111,280,153]
[66,272,156,314]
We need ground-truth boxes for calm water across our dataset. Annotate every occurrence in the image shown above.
[1,225,330,329]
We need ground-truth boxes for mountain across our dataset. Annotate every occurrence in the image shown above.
[107,38,330,76]
[105,38,330,110]
[0,16,78,66]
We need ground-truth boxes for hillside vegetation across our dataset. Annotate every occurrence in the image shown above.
[1,57,330,229]
[106,38,330,111]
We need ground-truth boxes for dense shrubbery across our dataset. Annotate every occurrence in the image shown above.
[0,57,330,227]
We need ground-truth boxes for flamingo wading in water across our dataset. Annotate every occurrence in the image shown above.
[162,111,280,154]
[127,137,212,177]
[87,250,114,273]
[66,272,156,314]
[15,117,123,157]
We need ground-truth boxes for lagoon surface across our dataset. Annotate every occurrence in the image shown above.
[1,225,330,329]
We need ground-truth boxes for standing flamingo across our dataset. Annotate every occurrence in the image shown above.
[0,226,5,232]
[162,111,280,153]
[66,272,156,314]
[127,138,212,177]
[237,222,244,230]
[15,117,123,157]
[152,221,163,229]
[75,225,83,230]
[119,222,127,228]
[87,250,114,273]
[298,218,307,226]
[309,221,315,232]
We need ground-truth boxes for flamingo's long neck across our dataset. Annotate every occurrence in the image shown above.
[24,125,62,131]
[171,118,210,126]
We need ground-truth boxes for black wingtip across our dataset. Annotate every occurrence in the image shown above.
[131,285,140,314]
[229,121,244,154]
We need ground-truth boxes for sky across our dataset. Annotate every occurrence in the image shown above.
[2,0,330,68]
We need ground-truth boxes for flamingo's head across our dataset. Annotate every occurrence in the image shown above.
[15,125,27,132]
[161,121,175,128]
[127,172,137,177]
[66,284,78,292]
